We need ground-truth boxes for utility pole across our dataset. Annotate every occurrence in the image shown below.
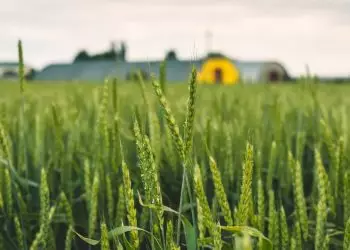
[110,40,117,52]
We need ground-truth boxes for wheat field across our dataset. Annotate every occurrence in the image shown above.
[1,42,350,250]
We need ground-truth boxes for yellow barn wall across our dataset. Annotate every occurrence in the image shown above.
[197,58,240,85]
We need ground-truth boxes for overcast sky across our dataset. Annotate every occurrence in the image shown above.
[1,0,350,77]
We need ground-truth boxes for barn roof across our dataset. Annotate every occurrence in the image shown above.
[35,59,203,82]
[34,58,290,82]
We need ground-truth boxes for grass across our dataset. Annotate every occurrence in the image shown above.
[1,42,350,249]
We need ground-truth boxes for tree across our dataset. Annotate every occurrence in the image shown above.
[73,41,128,62]
[165,50,178,61]
[73,50,90,62]
[206,52,226,58]
[119,42,127,61]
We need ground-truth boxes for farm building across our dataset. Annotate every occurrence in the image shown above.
[0,62,34,80]
[33,55,291,84]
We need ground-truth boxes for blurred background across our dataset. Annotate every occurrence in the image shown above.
[1,0,350,81]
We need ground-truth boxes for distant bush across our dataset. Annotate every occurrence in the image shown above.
[73,42,127,62]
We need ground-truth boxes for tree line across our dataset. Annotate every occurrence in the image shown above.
[73,41,180,62]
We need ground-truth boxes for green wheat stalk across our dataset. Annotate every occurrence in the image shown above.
[100,222,111,250]
[314,148,328,250]
[236,142,254,226]
[208,155,233,225]
[121,160,139,249]
[288,151,308,240]
[183,66,197,158]
[14,215,24,250]
[89,171,100,238]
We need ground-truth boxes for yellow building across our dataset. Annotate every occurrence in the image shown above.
[197,56,240,85]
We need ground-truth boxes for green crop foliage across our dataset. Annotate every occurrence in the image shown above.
[1,42,350,249]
